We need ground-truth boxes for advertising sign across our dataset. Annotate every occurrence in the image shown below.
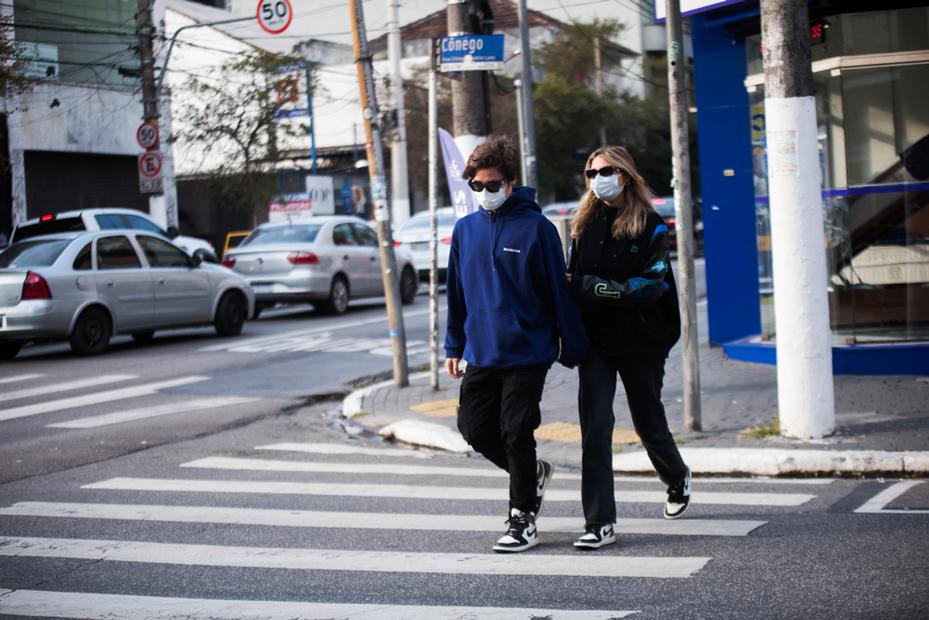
[438,128,476,218]
[268,176,335,222]
[654,0,746,21]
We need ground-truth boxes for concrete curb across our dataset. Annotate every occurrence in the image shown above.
[378,419,471,453]
[613,448,929,476]
[342,372,431,419]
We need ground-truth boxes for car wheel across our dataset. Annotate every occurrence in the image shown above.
[214,292,246,337]
[400,267,418,305]
[70,307,112,356]
[0,342,23,360]
[132,331,155,344]
[322,275,349,315]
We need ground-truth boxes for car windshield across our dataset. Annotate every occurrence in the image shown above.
[399,212,458,232]
[241,224,322,246]
[651,198,676,218]
[13,216,85,241]
[0,239,71,268]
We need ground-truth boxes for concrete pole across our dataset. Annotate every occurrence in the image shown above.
[447,0,485,160]
[665,0,702,432]
[387,0,410,228]
[594,35,607,146]
[517,0,537,188]
[349,0,409,387]
[761,0,835,439]
[428,67,440,391]
[514,77,528,184]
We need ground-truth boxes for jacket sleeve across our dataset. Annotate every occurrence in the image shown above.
[443,226,466,359]
[572,222,673,309]
[541,222,589,367]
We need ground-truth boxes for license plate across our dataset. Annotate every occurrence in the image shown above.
[410,242,429,251]
[251,284,273,294]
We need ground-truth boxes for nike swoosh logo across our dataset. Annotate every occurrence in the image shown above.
[525,525,537,537]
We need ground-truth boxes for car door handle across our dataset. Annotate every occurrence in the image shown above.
[369,256,377,262]
[343,255,350,261]
[106,281,116,288]
[157,278,167,285]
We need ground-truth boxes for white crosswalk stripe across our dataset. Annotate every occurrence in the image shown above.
[47,397,259,429]
[0,374,136,403]
[256,441,435,458]
[0,373,43,386]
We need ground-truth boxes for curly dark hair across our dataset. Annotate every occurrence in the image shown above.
[461,135,519,182]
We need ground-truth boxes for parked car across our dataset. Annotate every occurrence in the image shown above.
[221,216,419,316]
[0,231,254,360]
[392,207,458,281]
[12,208,217,258]
[650,196,704,255]
[542,201,581,220]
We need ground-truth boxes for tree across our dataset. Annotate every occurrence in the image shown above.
[0,15,34,100]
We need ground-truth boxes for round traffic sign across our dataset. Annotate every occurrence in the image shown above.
[256,0,292,35]
[138,151,162,178]
[136,120,159,150]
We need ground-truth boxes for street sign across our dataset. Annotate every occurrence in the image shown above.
[136,120,159,150]
[438,34,505,72]
[273,108,309,119]
[138,151,163,194]
[256,0,292,35]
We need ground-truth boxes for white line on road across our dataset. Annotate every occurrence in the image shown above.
[83,477,816,506]
[854,480,928,514]
[46,397,259,429]
[0,377,210,423]
[0,535,709,578]
[0,373,43,386]
[0,501,766,537]
[0,589,639,619]
[255,442,434,459]
[0,374,136,403]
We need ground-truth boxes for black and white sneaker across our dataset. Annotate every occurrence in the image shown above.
[535,459,554,517]
[574,524,616,549]
[492,508,538,553]
[664,469,692,520]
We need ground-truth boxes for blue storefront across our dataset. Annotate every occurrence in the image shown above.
[679,0,929,374]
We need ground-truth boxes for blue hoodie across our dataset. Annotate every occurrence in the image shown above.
[444,186,589,369]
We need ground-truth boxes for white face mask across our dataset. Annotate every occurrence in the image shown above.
[590,174,623,201]
[474,187,508,211]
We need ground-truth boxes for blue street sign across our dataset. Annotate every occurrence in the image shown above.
[439,34,505,72]
[274,108,309,119]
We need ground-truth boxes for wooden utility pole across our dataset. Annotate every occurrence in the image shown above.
[447,0,486,159]
[136,0,158,121]
[761,0,835,438]
[665,0,701,432]
[348,0,410,387]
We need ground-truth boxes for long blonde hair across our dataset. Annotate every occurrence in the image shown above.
[570,145,656,240]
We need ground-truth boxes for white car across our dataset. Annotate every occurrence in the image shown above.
[393,207,458,281]
[12,208,216,258]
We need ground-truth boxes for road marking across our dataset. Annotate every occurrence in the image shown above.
[0,374,136,403]
[255,442,434,458]
[0,589,639,619]
[46,397,259,429]
[0,373,43,386]
[83,477,816,506]
[0,377,210,423]
[854,480,928,514]
[0,502,766,537]
[0,535,710,578]
[211,333,431,356]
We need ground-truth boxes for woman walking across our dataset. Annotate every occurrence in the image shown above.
[568,145,691,550]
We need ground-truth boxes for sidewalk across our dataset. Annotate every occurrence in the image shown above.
[342,343,929,476]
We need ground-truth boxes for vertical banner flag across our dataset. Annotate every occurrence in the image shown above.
[438,128,476,218]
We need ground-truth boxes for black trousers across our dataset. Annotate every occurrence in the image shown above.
[457,363,549,514]
[578,349,688,527]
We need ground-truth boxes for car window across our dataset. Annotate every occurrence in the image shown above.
[73,242,93,270]
[96,235,141,270]
[137,235,190,268]
[12,216,85,241]
[125,214,166,235]
[0,239,71,268]
[332,223,358,246]
[241,224,321,246]
[351,223,378,247]
[95,214,127,230]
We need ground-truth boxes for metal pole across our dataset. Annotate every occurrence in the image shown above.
[305,61,317,174]
[761,0,835,439]
[387,0,411,228]
[514,77,528,184]
[665,0,701,432]
[517,0,537,188]
[155,16,253,96]
[594,35,607,146]
[349,0,409,387]
[428,67,440,391]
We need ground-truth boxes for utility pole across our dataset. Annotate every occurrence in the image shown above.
[516,0,537,188]
[387,0,410,228]
[349,0,410,387]
[761,0,835,438]
[665,0,701,432]
[593,35,607,146]
[514,77,527,184]
[137,0,157,121]
[447,0,485,161]
[428,61,440,391]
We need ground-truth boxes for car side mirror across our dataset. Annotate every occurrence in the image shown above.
[192,248,218,266]
[166,226,180,239]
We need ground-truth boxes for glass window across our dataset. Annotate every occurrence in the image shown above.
[0,239,70,268]
[13,216,84,241]
[137,236,190,268]
[95,214,126,230]
[73,242,92,270]
[96,236,141,270]
[351,223,378,247]
[332,223,358,246]
[241,224,321,246]
[125,214,166,236]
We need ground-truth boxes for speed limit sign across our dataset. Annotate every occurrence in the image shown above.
[256,0,292,35]
[136,120,159,150]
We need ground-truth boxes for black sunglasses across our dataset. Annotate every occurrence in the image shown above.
[468,179,505,193]
[584,165,617,179]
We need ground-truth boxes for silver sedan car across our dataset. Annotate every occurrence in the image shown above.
[0,230,255,359]
[222,216,418,316]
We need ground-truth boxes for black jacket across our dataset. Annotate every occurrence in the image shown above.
[568,203,681,358]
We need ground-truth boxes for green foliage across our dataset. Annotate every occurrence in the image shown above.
[0,15,34,99]
[741,418,781,439]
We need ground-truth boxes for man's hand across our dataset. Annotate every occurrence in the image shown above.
[446,357,464,378]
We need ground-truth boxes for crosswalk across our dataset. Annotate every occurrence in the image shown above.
[0,439,833,618]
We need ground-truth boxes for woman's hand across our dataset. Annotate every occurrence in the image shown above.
[566,273,572,283]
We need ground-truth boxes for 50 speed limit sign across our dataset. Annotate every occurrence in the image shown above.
[256,0,292,35]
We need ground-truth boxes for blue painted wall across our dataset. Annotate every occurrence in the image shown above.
[691,15,761,345]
